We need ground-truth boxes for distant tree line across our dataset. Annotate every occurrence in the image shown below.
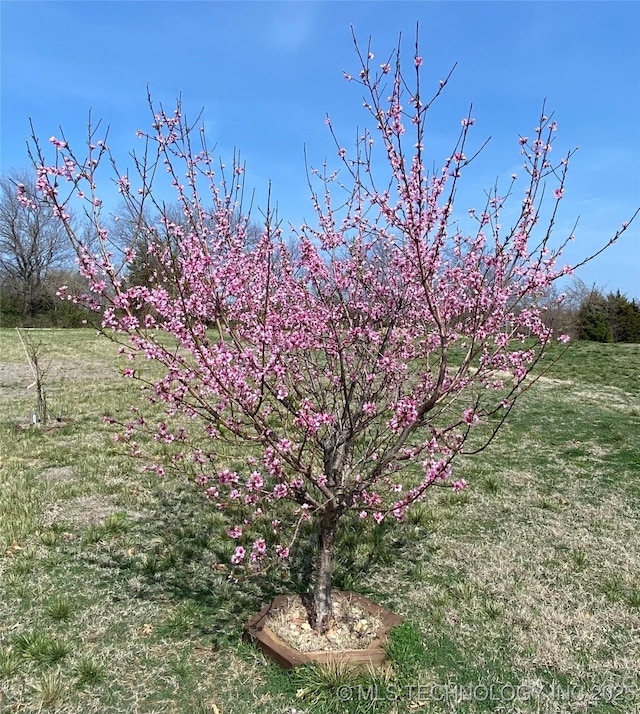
[573,288,640,343]
[1,169,639,342]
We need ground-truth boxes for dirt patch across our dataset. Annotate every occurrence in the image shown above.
[40,466,75,484]
[42,495,121,528]
[0,359,119,396]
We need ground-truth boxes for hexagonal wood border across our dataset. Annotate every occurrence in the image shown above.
[243,591,402,668]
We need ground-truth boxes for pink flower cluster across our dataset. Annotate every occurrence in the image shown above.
[26,37,636,573]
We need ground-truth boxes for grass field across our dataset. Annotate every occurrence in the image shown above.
[0,328,639,713]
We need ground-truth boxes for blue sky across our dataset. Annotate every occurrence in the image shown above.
[2,1,639,298]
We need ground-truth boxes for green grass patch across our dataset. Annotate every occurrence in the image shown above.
[1,330,639,712]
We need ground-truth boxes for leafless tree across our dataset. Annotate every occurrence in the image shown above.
[114,199,266,288]
[539,277,596,339]
[0,170,73,318]
[16,328,52,425]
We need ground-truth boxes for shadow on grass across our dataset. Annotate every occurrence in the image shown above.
[74,479,412,650]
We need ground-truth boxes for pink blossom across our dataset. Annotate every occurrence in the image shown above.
[273,483,288,499]
[463,408,479,425]
[231,546,246,564]
[218,469,238,485]
[116,175,131,193]
[554,188,564,199]
[452,479,468,492]
[414,56,423,67]
[388,398,418,431]
[226,526,243,538]
[247,471,264,491]
[252,538,267,555]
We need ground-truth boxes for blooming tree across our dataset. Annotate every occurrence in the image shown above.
[26,35,637,633]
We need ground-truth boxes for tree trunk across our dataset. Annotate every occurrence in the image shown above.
[312,504,339,634]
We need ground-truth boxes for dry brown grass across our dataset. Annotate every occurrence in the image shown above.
[1,330,639,713]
